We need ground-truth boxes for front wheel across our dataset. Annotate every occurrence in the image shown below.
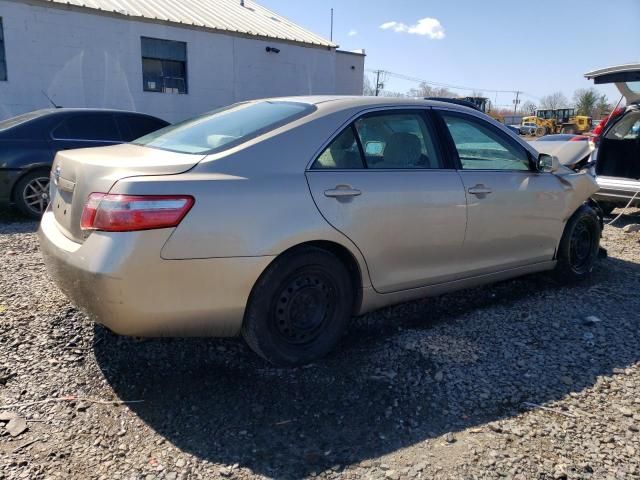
[242,247,354,366]
[553,205,601,281]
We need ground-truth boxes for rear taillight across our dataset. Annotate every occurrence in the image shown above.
[80,193,194,232]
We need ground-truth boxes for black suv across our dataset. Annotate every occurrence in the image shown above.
[0,109,169,218]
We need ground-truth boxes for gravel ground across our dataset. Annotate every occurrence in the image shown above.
[1,208,639,480]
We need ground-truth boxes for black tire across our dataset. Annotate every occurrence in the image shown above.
[242,247,354,366]
[554,205,601,281]
[598,201,616,216]
[13,169,51,218]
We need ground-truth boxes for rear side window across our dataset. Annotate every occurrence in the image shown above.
[355,112,442,169]
[134,101,313,154]
[314,127,363,169]
[52,114,121,141]
[312,110,443,170]
[116,115,169,141]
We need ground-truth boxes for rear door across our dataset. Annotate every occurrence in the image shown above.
[306,108,468,294]
[435,109,567,276]
[50,112,123,151]
[585,64,640,104]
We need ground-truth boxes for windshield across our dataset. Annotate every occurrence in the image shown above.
[0,109,51,132]
[134,101,314,154]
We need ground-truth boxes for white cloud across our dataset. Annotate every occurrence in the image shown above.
[380,21,408,33]
[348,29,358,36]
[379,17,445,39]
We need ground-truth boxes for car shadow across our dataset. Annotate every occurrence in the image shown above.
[93,252,640,479]
[0,209,38,234]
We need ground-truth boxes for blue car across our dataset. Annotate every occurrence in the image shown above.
[0,109,169,218]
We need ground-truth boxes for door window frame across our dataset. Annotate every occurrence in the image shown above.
[432,109,536,172]
[307,107,456,171]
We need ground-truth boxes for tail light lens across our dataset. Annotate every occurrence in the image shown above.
[80,193,194,232]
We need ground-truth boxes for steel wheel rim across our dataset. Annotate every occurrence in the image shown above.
[271,269,337,345]
[569,220,593,271]
[22,177,51,215]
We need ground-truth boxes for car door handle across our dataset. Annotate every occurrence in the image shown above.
[324,185,362,198]
[468,185,493,196]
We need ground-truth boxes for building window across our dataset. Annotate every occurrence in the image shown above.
[0,18,7,81]
[141,37,187,94]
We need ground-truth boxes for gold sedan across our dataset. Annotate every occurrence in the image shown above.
[38,97,601,365]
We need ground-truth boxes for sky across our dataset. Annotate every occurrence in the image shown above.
[260,0,640,109]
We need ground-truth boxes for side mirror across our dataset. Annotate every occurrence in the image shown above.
[537,153,560,173]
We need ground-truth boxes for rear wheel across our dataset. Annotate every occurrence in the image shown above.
[14,169,51,218]
[561,125,576,134]
[242,247,354,366]
[554,205,601,281]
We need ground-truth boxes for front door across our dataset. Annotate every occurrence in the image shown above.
[306,109,468,294]
[436,110,567,276]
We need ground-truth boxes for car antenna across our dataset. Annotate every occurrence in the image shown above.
[42,90,62,109]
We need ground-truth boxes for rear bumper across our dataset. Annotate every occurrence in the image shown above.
[38,211,275,337]
[0,168,24,206]
[593,176,640,205]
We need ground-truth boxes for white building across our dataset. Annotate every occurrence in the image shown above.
[0,0,365,122]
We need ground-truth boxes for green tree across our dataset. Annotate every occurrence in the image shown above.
[595,94,612,118]
[573,88,599,116]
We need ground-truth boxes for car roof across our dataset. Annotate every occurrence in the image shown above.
[254,95,481,115]
[27,108,163,117]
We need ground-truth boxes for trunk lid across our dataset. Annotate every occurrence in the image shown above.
[585,63,640,104]
[50,143,204,242]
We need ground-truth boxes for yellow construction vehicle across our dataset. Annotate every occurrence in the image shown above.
[522,108,592,136]
[555,108,592,134]
[522,109,556,136]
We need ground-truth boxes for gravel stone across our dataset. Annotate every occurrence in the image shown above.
[1,208,640,480]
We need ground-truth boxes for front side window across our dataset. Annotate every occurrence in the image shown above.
[141,37,187,94]
[312,111,442,170]
[135,101,312,154]
[0,18,7,81]
[52,115,121,141]
[441,113,530,171]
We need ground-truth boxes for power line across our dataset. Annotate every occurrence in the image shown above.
[365,68,541,100]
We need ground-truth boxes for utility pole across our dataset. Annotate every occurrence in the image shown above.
[513,91,521,115]
[330,8,333,42]
[374,70,384,96]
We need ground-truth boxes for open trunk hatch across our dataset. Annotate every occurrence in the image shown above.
[51,144,204,243]
[585,63,640,104]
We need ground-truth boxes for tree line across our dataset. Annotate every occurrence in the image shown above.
[363,76,616,119]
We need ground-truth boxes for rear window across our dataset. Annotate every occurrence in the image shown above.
[134,101,314,154]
